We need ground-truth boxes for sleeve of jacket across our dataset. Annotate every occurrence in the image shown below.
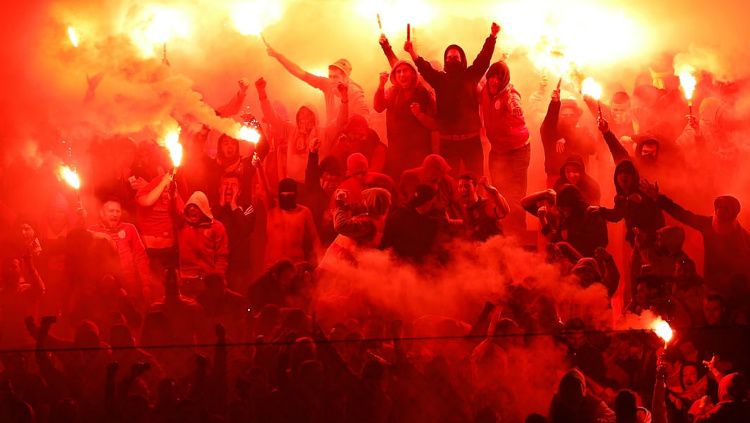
[129,225,152,281]
[540,99,561,148]
[213,222,230,274]
[379,40,399,67]
[414,57,442,90]
[603,130,631,163]
[657,194,712,231]
[467,36,497,82]
[333,206,376,240]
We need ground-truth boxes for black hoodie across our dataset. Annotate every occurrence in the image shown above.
[553,155,601,205]
[414,37,496,136]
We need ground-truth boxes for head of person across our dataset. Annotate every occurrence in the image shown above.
[558,100,582,131]
[674,256,698,286]
[184,192,213,225]
[614,389,638,423]
[610,91,632,126]
[1,257,22,288]
[217,135,241,163]
[486,61,510,96]
[714,195,741,223]
[362,188,392,218]
[420,154,451,183]
[718,372,748,402]
[614,160,639,194]
[443,44,467,73]
[703,294,727,326]
[563,318,587,350]
[555,184,588,218]
[344,115,370,144]
[346,153,369,184]
[296,106,317,134]
[636,138,660,164]
[269,259,295,291]
[319,156,342,196]
[277,178,298,211]
[634,274,662,307]
[557,369,586,408]
[74,320,101,349]
[560,156,585,187]
[329,59,352,86]
[220,174,241,204]
[391,61,418,89]
[457,173,479,202]
[680,362,701,390]
[655,226,685,254]
[572,258,602,288]
[100,198,123,229]
[410,183,437,212]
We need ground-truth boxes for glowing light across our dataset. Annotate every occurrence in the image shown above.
[581,77,603,100]
[59,165,81,190]
[652,318,673,345]
[494,0,645,72]
[355,0,435,34]
[677,65,697,101]
[163,127,183,168]
[67,26,79,48]
[129,6,190,57]
[237,126,261,144]
[231,1,283,36]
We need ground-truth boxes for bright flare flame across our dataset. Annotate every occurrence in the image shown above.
[677,65,697,101]
[163,128,183,168]
[355,0,434,34]
[231,1,283,36]
[237,126,261,144]
[130,6,190,57]
[67,26,79,48]
[59,165,81,190]
[581,77,603,100]
[652,319,673,344]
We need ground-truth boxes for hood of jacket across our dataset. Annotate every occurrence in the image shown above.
[486,61,511,93]
[185,191,214,221]
[443,44,468,72]
[614,159,640,195]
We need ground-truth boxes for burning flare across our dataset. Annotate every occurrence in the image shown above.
[237,125,261,144]
[59,165,81,190]
[581,77,603,100]
[163,127,183,168]
[231,1,283,36]
[67,26,79,48]
[677,65,697,101]
[355,0,434,34]
[130,5,190,57]
[652,318,673,345]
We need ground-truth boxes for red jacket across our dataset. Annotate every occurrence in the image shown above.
[179,192,229,279]
[89,223,150,295]
[481,85,529,153]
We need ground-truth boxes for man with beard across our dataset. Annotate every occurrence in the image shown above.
[404,22,500,176]
[481,60,531,233]
[255,156,320,267]
[213,174,256,291]
[89,198,152,302]
[541,88,596,187]
[457,174,510,241]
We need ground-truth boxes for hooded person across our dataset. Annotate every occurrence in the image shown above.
[694,372,750,423]
[654,189,750,300]
[482,60,531,233]
[404,22,500,176]
[547,184,608,258]
[548,369,615,423]
[399,154,461,219]
[541,86,597,187]
[256,78,347,183]
[178,191,229,290]
[320,187,392,267]
[333,153,397,211]
[553,155,601,205]
[331,114,388,173]
[374,59,437,180]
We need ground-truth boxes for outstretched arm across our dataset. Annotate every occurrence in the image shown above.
[267,45,328,91]
[480,177,510,219]
[406,40,441,89]
[378,34,399,68]
[215,79,249,117]
[598,117,630,163]
[467,23,500,82]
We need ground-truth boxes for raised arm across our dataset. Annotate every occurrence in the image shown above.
[406,40,441,89]
[215,79,249,118]
[656,193,711,231]
[540,92,561,145]
[480,177,510,219]
[373,72,390,113]
[378,34,399,67]
[255,77,282,128]
[598,117,630,163]
[521,189,556,215]
[467,23,500,82]
[135,173,172,207]
[333,194,376,240]
[266,44,328,91]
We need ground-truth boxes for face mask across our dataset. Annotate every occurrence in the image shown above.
[445,60,463,73]
[279,195,297,211]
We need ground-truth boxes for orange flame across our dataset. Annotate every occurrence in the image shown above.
[163,128,183,168]
[581,77,603,100]
[237,126,261,144]
[59,165,81,190]
[677,65,697,101]
[652,318,673,345]
[231,1,283,36]
[67,26,79,48]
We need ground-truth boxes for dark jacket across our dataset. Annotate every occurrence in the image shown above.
[600,160,664,246]
[213,204,255,273]
[414,37,496,136]
[548,185,608,258]
[381,205,449,262]
[553,155,601,205]
[302,151,337,245]
[540,99,596,175]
